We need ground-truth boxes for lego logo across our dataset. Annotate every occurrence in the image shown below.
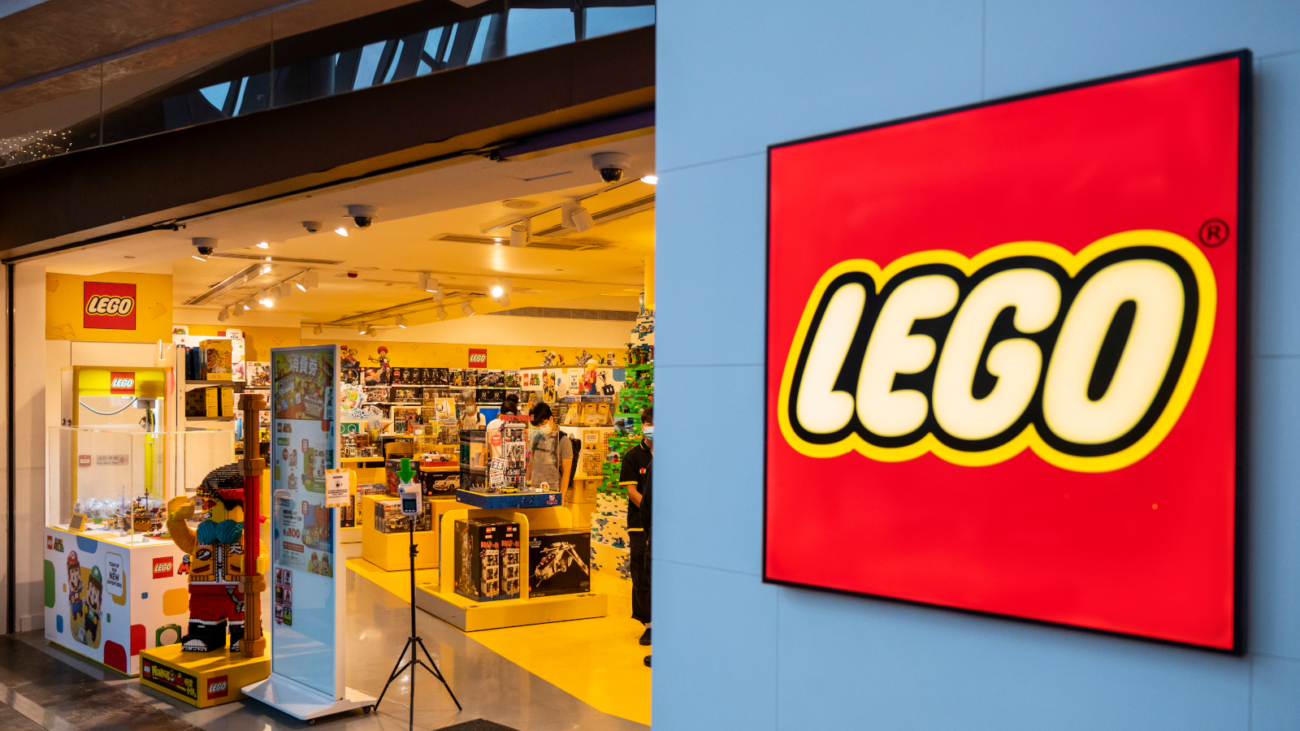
[778,231,1216,472]
[469,354,486,362]
[207,675,229,697]
[85,295,136,316]
[111,378,134,388]
[209,682,226,691]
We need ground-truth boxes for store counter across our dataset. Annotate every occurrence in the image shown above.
[44,525,190,676]
[360,494,455,571]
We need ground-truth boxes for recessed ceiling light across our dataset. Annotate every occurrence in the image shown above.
[124,255,135,259]
[641,174,658,185]
[502,199,539,210]
[261,265,272,274]
[192,255,207,262]
[335,227,349,237]
[257,242,269,249]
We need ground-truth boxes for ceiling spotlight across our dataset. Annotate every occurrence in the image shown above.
[358,324,367,335]
[497,293,511,307]
[396,315,407,329]
[562,203,594,233]
[313,324,323,335]
[369,329,378,338]
[261,264,272,275]
[571,206,594,232]
[233,305,245,318]
[262,298,275,308]
[501,278,513,296]
[435,307,446,321]
[490,283,504,298]
[242,299,252,311]
[509,222,528,248]
[257,241,270,249]
[641,174,658,185]
[296,279,307,292]
[218,308,229,322]
[417,272,428,290]
[335,227,349,237]
[461,301,475,317]
[192,255,207,262]
[305,270,320,288]
[280,282,294,298]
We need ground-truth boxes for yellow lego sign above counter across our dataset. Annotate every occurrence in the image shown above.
[47,272,172,343]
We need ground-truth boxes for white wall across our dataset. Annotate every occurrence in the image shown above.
[13,263,45,631]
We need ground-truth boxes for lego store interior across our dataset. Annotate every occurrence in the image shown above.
[20,133,656,729]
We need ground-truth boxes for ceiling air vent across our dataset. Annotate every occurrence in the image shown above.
[429,233,605,251]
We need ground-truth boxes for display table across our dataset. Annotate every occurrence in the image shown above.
[414,505,607,631]
[360,494,439,570]
[43,525,190,676]
[455,489,562,509]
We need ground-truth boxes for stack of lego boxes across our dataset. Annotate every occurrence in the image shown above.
[453,517,521,601]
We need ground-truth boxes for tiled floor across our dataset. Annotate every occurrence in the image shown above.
[4,566,647,730]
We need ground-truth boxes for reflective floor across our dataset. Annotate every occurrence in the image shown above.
[3,565,648,731]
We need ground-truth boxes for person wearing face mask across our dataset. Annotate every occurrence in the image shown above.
[526,402,573,493]
[619,406,654,660]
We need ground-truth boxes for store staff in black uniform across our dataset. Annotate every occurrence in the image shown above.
[620,406,653,658]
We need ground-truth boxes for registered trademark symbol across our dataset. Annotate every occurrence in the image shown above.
[1199,219,1229,247]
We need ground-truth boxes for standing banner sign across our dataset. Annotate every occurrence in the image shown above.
[243,345,374,719]
[765,52,1248,651]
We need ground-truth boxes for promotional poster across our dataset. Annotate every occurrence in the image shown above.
[270,345,341,695]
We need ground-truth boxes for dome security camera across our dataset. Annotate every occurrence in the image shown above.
[303,221,322,233]
[592,152,631,183]
[347,205,377,228]
[191,237,217,256]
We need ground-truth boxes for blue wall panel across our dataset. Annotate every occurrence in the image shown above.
[656,0,1300,728]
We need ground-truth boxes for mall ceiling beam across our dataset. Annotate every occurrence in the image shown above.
[0,22,653,260]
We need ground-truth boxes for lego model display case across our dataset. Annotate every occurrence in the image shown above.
[44,427,236,675]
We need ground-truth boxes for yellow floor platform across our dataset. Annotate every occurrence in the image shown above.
[347,558,650,726]
[139,642,270,708]
[414,583,608,631]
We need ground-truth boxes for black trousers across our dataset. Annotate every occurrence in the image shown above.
[629,530,651,625]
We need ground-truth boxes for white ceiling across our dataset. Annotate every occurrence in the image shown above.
[41,132,656,328]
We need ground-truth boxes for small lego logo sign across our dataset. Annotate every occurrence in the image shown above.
[83,282,137,330]
[468,349,487,368]
[207,676,229,699]
[110,372,135,395]
[152,557,174,579]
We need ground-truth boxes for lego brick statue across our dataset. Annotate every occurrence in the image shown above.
[166,463,249,652]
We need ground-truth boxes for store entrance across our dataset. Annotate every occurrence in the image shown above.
[17,132,655,729]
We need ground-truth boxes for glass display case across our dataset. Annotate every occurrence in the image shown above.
[44,427,237,675]
[47,427,236,543]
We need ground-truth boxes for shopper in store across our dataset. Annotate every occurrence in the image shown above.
[526,402,572,493]
[461,396,486,430]
[620,406,653,658]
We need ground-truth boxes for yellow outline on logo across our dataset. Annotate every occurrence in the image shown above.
[776,230,1217,473]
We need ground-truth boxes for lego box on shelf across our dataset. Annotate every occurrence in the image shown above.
[454,517,516,602]
[528,528,591,598]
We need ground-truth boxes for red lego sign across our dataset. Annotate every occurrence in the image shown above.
[110,372,135,395]
[468,348,487,368]
[83,282,137,330]
[765,53,1247,651]
[152,557,174,579]
[207,675,229,699]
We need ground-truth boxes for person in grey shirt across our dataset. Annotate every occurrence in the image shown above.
[526,402,572,493]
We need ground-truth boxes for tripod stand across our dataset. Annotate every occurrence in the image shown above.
[375,511,461,728]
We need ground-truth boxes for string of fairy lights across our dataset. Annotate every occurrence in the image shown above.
[0,129,73,165]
